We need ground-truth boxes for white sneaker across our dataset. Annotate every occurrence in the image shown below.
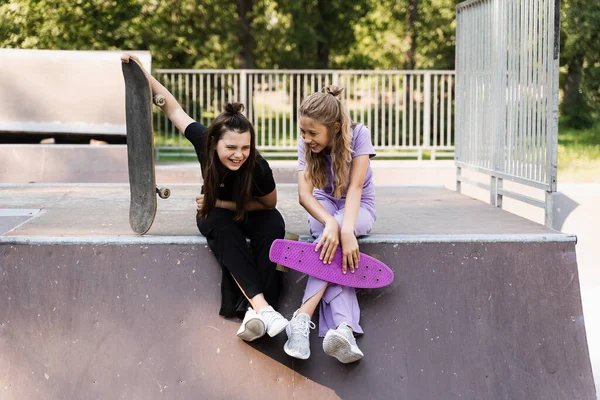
[236,307,266,342]
[259,306,289,337]
[322,322,364,364]
[284,310,315,360]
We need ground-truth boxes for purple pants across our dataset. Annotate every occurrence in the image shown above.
[303,194,376,337]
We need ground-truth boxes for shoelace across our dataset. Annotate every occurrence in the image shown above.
[292,315,316,338]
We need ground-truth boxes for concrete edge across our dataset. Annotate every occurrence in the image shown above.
[0,233,577,246]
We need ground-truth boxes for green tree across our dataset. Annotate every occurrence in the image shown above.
[560,0,600,127]
[235,0,255,68]
[0,0,242,69]
[335,0,457,70]
[0,0,144,50]
[259,0,371,69]
[415,0,457,70]
[138,0,239,69]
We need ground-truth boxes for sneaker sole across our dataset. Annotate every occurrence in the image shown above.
[323,331,364,364]
[237,319,266,342]
[283,342,310,360]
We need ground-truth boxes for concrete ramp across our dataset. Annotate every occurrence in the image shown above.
[0,185,596,399]
[0,243,339,399]
[0,49,150,137]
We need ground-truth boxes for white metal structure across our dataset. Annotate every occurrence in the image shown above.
[153,70,455,160]
[455,0,560,226]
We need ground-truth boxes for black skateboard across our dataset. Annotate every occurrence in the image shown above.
[122,59,169,235]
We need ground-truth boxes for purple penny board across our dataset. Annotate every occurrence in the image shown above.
[269,239,394,288]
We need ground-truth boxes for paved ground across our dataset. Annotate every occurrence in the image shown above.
[0,184,559,238]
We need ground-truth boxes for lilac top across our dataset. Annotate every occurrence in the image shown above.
[298,123,376,203]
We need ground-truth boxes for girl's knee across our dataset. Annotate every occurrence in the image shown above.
[332,213,370,237]
[353,213,374,237]
[210,221,242,241]
[309,216,324,239]
[264,209,286,236]
[272,217,286,238]
[263,226,285,243]
[258,211,286,240]
[354,221,373,237]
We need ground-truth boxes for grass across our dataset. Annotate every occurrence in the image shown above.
[558,118,600,183]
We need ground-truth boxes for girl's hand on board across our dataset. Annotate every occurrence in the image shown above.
[120,52,141,64]
[341,229,360,274]
[315,217,339,264]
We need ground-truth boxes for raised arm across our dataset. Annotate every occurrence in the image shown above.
[121,52,194,133]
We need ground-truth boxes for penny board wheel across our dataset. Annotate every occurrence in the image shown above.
[275,232,300,272]
[153,94,166,106]
[156,187,170,199]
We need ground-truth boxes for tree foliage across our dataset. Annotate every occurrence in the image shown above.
[0,0,144,50]
[560,0,600,126]
[1,0,598,121]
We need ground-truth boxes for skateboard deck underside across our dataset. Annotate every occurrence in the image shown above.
[269,239,394,288]
[122,61,156,235]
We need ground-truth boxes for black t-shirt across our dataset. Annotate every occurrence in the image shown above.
[184,122,276,201]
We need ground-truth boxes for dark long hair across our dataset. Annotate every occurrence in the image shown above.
[199,102,256,221]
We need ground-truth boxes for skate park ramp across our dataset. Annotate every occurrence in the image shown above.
[0,184,596,399]
[0,49,150,138]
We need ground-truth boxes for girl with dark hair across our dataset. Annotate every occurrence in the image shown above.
[121,53,288,342]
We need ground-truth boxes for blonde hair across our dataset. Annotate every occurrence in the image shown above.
[299,85,353,198]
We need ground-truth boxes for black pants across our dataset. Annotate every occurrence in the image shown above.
[197,208,285,318]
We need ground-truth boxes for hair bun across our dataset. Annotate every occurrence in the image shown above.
[321,85,344,98]
[224,102,245,114]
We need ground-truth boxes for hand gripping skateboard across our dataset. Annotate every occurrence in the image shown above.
[122,59,170,235]
[269,239,394,288]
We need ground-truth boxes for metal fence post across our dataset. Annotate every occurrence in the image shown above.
[496,177,503,209]
[546,0,560,226]
[545,191,554,228]
[423,72,431,154]
[490,176,497,206]
[240,70,248,115]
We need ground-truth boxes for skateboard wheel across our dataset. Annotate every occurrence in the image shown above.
[275,232,300,273]
[284,232,300,241]
[153,94,166,107]
[157,187,171,199]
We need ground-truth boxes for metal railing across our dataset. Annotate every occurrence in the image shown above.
[455,0,560,226]
[152,69,456,160]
